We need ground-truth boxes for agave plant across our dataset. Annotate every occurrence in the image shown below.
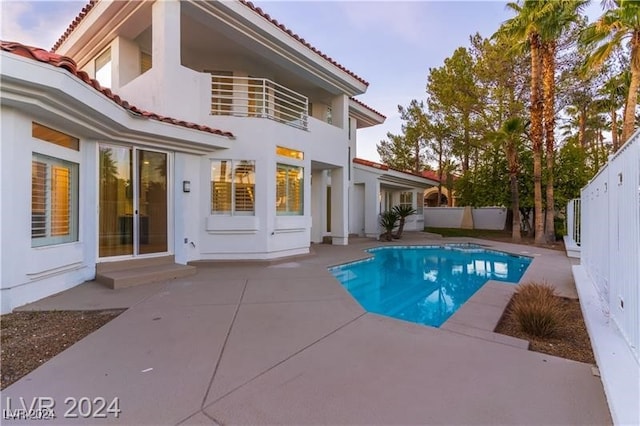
[392,205,416,239]
[379,210,400,242]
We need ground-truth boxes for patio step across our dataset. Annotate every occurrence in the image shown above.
[96,256,196,289]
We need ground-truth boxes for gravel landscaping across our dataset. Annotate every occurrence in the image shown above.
[1,310,124,389]
[495,295,595,364]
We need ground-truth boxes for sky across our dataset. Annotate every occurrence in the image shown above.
[0,0,605,163]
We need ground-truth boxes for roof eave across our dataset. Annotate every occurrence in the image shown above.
[349,98,385,128]
[54,0,370,96]
[1,49,233,153]
[201,0,369,96]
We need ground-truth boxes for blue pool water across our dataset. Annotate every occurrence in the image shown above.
[329,244,532,327]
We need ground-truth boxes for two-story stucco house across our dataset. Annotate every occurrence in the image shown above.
[0,0,435,313]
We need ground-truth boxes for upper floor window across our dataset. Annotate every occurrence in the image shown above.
[95,48,112,89]
[32,122,79,151]
[276,164,304,215]
[211,160,255,215]
[399,192,413,209]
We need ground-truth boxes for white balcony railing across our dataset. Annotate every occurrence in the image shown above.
[211,74,308,130]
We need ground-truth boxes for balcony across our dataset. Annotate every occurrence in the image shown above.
[211,74,309,130]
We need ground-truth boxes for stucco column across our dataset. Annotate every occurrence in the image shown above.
[331,168,348,245]
[331,94,349,131]
[364,179,381,238]
[152,0,181,76]
[310,170,327,243]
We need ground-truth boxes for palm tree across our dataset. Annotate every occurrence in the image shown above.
[499,0,587,244]
[581,0,640,143]
[497,1,547,244]
[599,70,631,151]
[379,210,399,242]
[498,117,526,242]
[392,205,417,239]
[540,1,588,243]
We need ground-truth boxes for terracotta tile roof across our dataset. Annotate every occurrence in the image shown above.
[2,41,234,139]
[239,1,369,87]
[421,170,441,182]
[353,157,389,170]
[350,97,386,119]
[353,158,442,182]
[51,0,97,52]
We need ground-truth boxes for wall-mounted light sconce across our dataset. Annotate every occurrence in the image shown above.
[183,180,191,193]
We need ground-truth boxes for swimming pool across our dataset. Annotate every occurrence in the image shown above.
[329,244,532,327]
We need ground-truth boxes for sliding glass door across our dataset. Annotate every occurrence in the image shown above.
[99,145,168,258]
[137,149,168,254]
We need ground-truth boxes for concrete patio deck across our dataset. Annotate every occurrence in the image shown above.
[2,233,611,425]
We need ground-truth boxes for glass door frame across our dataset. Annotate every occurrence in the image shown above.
[97,143,173,261]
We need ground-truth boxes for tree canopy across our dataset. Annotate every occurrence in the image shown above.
[376,0,639,242]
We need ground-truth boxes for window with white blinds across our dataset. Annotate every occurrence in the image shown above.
[211,160,255,215]
[276,164,304,215]
[31,153,79,247]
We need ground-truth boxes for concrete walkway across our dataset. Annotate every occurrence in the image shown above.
[3,234,611,425]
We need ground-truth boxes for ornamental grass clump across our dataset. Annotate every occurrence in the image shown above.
[510,282,566,338]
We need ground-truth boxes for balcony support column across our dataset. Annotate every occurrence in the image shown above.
[331,94,349,132]
[152,0,181,77]
[310,170,327,244]
[364,179,381,238]
[331,167,349,245]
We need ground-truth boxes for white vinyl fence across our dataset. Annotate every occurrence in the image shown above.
[566,198,581,246]
[581,130,639,362]
[424,207,507,230]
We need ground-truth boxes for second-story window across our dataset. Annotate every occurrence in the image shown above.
[95,48,112,89]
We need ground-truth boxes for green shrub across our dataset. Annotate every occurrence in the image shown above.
[379,210,399,242]
[516,281,557,300]
[510,282,565,338]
